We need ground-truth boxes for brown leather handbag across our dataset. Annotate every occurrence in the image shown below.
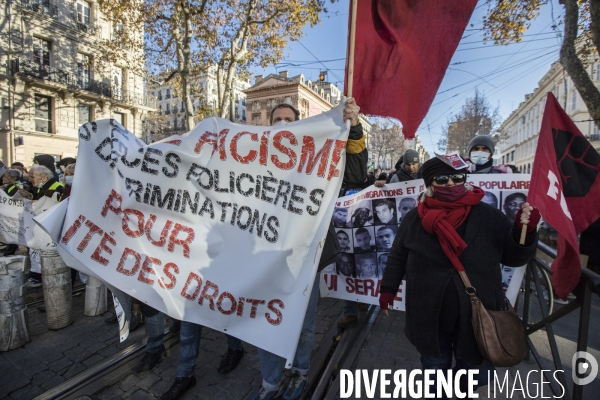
[458,271,529,367]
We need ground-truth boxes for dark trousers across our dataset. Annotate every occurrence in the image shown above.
[419,331,494,399]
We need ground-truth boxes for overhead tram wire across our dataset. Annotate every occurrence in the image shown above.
[297,40,344,83]
[424,52,560,132]
[451,45,560,65]
[437,47,559,96]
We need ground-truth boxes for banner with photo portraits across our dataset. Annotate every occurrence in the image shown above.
[319,174,532,308]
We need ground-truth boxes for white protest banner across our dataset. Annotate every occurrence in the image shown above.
[320,174,533,308]
[36,104,349,363]
[0,191,56,250]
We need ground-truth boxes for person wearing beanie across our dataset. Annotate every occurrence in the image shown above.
[390,149,422,183]
[378,157,540,397]
[467,135,504,174]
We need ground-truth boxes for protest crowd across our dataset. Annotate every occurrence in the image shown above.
[3,90,596,400]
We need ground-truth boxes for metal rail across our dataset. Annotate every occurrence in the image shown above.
[26,284,87,307]
[521,241,600,400]
[33,328,180,400]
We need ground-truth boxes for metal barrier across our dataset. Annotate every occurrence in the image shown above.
[521,241,600,400]
[0,256,29,351]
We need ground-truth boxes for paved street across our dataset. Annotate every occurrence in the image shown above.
[1,276,598,400]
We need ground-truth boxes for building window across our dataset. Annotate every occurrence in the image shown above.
[166,88,171,99]
[157,90,162,100]
[571,91,577,111]
[113,112,125,127]
[269,99,275,109]
[527,163,531,174]
[253,114,260,125]
[112,68,123,100]
[76,0,91,24]
[34,95,52,133]
[78,104,91,127]
[33,37,51,66]
[77,53,91,88]
[285,96,291,104]
[511,150,515,162]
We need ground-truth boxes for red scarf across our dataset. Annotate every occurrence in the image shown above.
[418,187,485,272]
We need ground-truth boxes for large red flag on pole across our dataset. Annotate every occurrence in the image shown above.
[344,0,478,138]
[529,93,600,299]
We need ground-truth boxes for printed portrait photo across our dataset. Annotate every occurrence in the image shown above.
[336,253,355,277]
[501,265,515,291]
[377,252,389,278]
[372,198,398,226]
[355,253,378,279]
[482,191,499,209]
[332,206,351,228]
[336,229,353,253]
[349,202,374,228]
[375,225,397,252]
[353,226,376,254]
[397,196,418,225]
[502,192,526,223]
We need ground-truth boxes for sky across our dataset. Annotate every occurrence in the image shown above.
[251,0,564,156]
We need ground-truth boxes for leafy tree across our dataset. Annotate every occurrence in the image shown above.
[213,0,325,119]
[98,0,329,130]
[437,89,501,157]
[369,121,408,169]
[483,0,600,130]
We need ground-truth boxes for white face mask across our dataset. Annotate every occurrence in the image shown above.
[272,120,289,127]
[65,176,74,185]
[470,151,490,165]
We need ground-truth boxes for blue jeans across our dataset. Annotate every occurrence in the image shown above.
[258,274,321,390]
[420,332,494,399]
[177,321,242,377]
[145,312,165,354]
[343,300,358,317]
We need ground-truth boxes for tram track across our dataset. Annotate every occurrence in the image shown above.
[31,305,379,400]
[26,284,87,307]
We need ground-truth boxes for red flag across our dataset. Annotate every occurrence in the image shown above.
[529,93,600,299]
[344,0,477,138]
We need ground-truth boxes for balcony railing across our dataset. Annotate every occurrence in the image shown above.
[21,0,57,18]
[76,21,98,36]
[12,58,156,108]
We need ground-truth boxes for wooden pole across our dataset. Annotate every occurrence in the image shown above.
[347,0,358,98]
[519,223,528,245]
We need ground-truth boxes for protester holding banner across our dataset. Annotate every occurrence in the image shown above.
[246,99,366,400]
[379,157,539,396]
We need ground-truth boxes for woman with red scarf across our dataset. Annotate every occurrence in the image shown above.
[379,157,540,397]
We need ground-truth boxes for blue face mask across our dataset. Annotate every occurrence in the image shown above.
[65,176,74,185]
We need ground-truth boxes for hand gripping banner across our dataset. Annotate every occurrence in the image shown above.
[36,103,349,364]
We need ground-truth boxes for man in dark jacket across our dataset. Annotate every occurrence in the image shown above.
[163,99,368,400]
[390,149,422,183]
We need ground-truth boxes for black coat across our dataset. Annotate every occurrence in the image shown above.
[391,165,422,183]
[320,124,368,268]
[381,201,537,364]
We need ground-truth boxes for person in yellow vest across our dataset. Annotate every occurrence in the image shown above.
[2,169,33,199]
[29,165,64,201]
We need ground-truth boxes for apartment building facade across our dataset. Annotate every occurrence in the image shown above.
[0,0,155,166]
[244,71,371,137]
[146,71,251,141]
[497,60,600,173]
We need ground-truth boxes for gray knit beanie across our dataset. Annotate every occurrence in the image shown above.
[403,149,420,164]
[468,135,495,156]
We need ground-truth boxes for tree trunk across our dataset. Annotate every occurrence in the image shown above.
[560,0,600,131]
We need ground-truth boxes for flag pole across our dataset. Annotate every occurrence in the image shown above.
[519,224,527,245]
[347,0,358,97]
